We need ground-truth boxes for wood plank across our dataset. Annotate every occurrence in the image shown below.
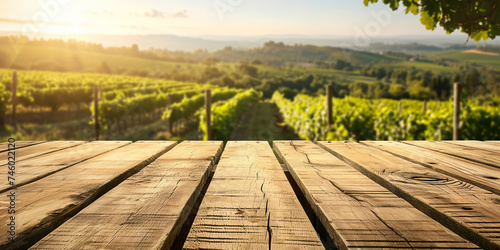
[1,141,177,249]
[1,141,86,163]
[319,141,500,250]
[363,141,500,196]
[0,141,130,193]
[184,141,323,249]
[31,141,222,250]
[444,140,500,153]
[274,141,478,249]
[404,140,500,168]
[0,141,45,153]
[486,141,500,146]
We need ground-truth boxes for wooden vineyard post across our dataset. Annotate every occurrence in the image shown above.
[398,100,402,114]
[423,100,427,113]
[94,85,100,141]
[205,89,212,140]
[12,71,17,126]
[453,83,461,140]
[167,93,172,134]
[326,85,333,129]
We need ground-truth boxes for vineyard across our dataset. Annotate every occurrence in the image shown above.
[1,68,499,142]
[0,69,262,140]
[273,92,500,141]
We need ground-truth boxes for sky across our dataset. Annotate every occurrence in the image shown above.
[0,0,459,37]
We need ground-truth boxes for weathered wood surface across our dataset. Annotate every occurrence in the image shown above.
[1,141,85,163]
[486,141,500,146]
[404,140,500,168]
[274,141,478,249]
[184,141,323,249]
[0,141,130,193]
[319,141,500,249]
[1,141,177,249]
[31,141,222,250]
[363,141,500,196]
[0,141,44,153]
[444,140,500,153]
[0,140,497,249]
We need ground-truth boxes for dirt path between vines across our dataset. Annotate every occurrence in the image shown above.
[230,100,300,141]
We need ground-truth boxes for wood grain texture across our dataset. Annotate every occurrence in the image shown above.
[404,140,500,168]
[274,141,478,249]
[184,141,323,249]
[1,141,177,249]
[31,141,222,250]
[319,141,500,250]
[1,141,85,164]
[444,140,500,153]
[486,141,500,146]
[0,141,130,193]
[362,141,500,196]
[0,141,44,153]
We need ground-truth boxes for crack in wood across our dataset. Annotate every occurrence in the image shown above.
[371,210,413,248]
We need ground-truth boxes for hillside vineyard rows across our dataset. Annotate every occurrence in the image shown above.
[0,69,499,141]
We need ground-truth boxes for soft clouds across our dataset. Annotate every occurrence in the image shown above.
[133,9,188,18]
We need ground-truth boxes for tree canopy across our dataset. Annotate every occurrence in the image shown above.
[364,0,500,41]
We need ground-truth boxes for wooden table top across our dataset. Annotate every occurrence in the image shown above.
[1,140,498,249]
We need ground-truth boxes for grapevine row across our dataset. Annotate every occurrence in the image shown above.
[200,89,262,140]
[272,92,500,141]
[162,89,241,125]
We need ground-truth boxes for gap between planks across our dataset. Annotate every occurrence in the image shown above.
[0,141,45,153]
[184,141,324,249]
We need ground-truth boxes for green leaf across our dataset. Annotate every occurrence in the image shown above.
[420,11,436,30]
[471,31,488,41]
[406,3,419,15]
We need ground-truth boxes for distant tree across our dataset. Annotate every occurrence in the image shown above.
[201,66,223,81]
[238,63,258,77]
[430,76,451,100]
[369,81,390,98]
[465,68,483,96]
[389,83,408,99]
[364,0,500,41]
[349,82,370,98]
[131,44,139,52]
[409,81,435,100]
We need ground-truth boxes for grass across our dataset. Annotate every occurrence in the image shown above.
[426,49,500,69]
